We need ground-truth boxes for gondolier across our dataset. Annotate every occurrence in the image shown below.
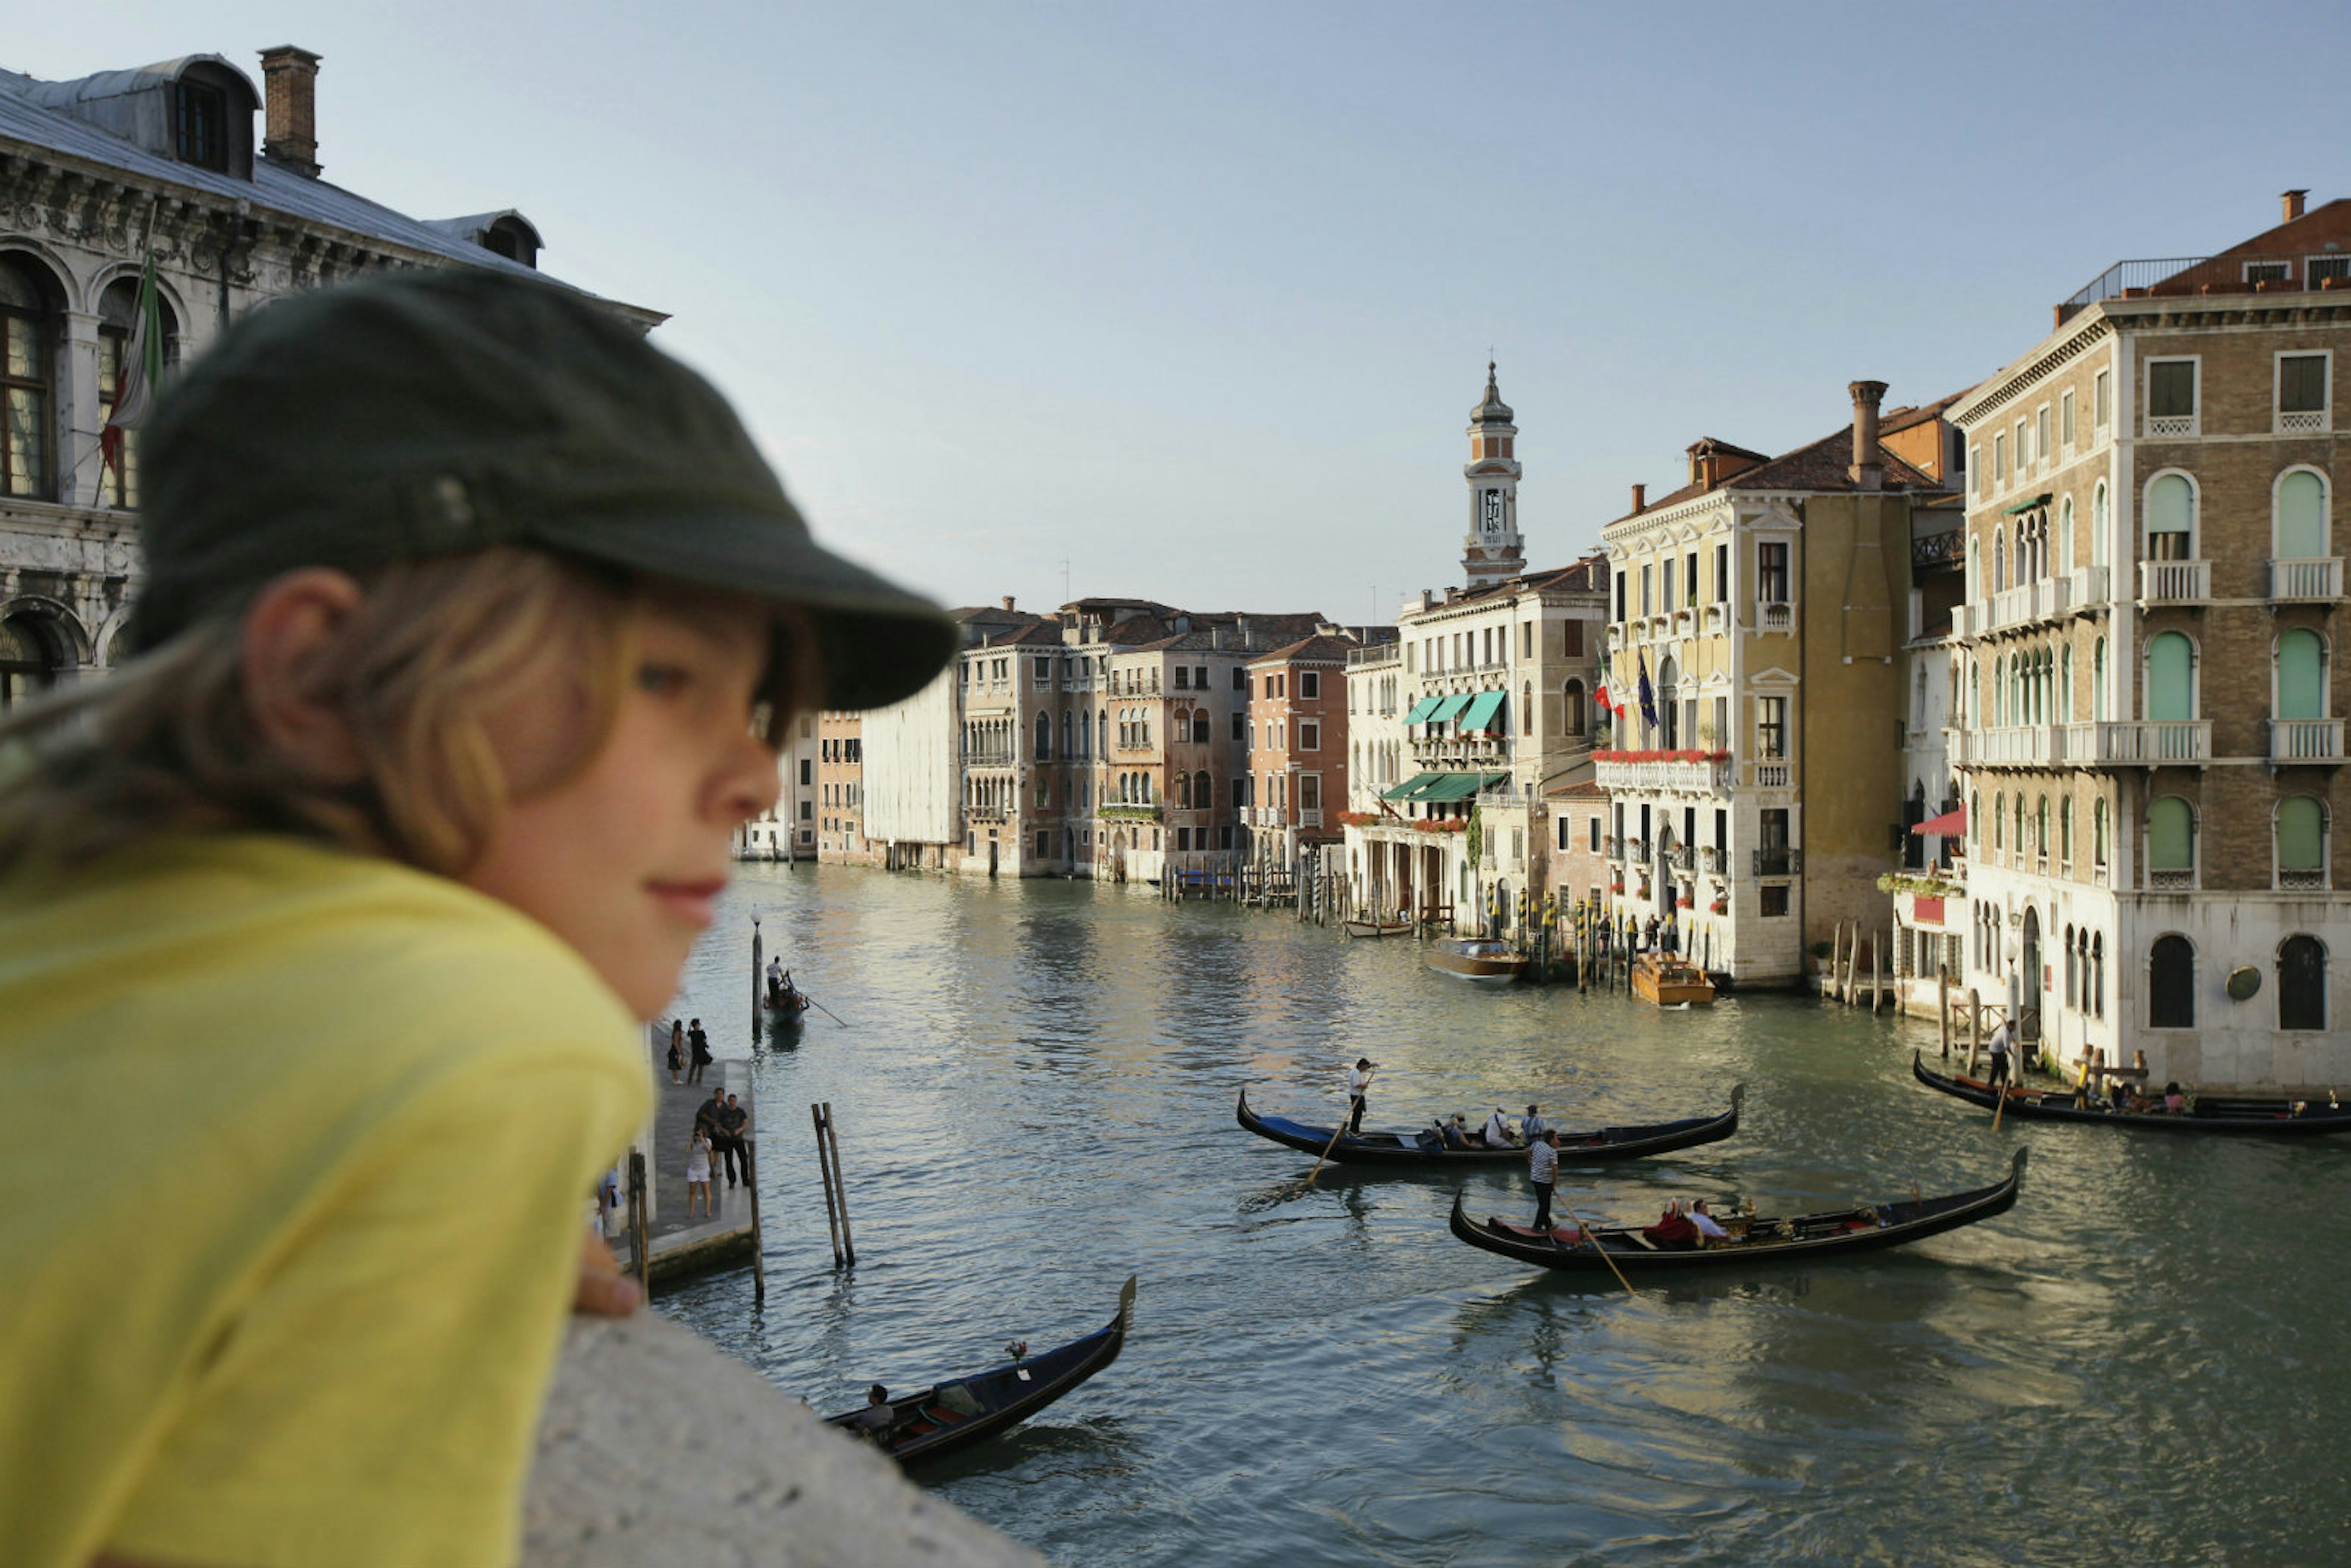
[1528,1128,1559,1233]
[1986,1018,2014,1088]
[1346,1057,1377,1134]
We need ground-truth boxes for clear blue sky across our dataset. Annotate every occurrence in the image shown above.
[29,2,2351,623]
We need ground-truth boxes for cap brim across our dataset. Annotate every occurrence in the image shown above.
[541,509,959,711]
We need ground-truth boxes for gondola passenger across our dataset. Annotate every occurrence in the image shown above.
[1483,1107,1515,1147]
[1688,1199,1730,1245]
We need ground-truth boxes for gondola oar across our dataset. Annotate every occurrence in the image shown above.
[1302,1115,1351,1187]
[1554,1192,1638,1296]
[804,996,849,1028]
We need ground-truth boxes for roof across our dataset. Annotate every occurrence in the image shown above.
[1547,779,1610,800]
[0,60,659,322]
[1470,361,1513,425]
[1250,632,1357,666]
[1613,421,1944,523]
[1878,389,1973,437]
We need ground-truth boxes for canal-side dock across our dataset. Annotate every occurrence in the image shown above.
[612,1019,758,1285]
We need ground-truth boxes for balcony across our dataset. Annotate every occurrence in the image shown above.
[1605,834,1625,859]
[2270,718,2345,763]
[2068,565,2110,610]
[1669,844,1695,872]
[2057,720,2212,766]
[1751,760,1791,787]
[1758,601,1793,632]
[2058,251,2351,326]
[2270,558,2343,601]
[2139,560,2210,604]
[1593,754,1733,794]
[1950,725,2058,768]
[1752,848,1802,878]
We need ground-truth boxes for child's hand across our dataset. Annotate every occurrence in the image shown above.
[574,1231,642,1317]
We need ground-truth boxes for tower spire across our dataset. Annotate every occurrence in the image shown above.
[1462,361,1524,588]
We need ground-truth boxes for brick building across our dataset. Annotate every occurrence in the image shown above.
[1243,633,1357,858]
[816,711,869,863]
[1945,191,2351,1089]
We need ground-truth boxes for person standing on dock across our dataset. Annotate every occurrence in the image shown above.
[1529,1128,1560,1234]
[0,270,958,1568]
[667,1020,686,1084]
[686,1018,714,1084]
[1347,1057,1378,1133]
[717,1092,751,1187]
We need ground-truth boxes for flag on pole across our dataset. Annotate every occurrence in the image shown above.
[1637,651,1658,730]
[99,252,163,492]
[1594,675,1611,717]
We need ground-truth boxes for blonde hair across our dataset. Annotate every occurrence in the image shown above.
[0,548,813,879]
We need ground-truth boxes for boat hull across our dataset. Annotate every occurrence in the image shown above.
[1910,1052,2351,1135]
[1343,920,1414,939]
[1631,954,1715,1007]
[1449,1151,2025,1274]
[1425,940,1528,983]
[1235,1086,1742,1168]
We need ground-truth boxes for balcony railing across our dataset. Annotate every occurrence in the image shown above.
[1593,756,1733,794]
[1752,760,1791,787]
[1951,724,2058,768]
[1752,848,1802,878]
[1758,601,1793,631]
[2055,720,2212,765]
[2147,867,2195,891]
[2279,866,2328,890]
[2058,252,2351,325]
[2270,718,2345,763]
[2069,565,2110,610]
[2139,560,2210,604]
[2270,558,2343,601]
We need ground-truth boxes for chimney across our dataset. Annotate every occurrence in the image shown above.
[1002,595,1015,612]
[1630,482,1646,514]
[258,46,323,178]
[1849,380,1888,491]
[2283,189,2309,223]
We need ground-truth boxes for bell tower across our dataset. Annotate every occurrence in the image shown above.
[1463,361,1524,588]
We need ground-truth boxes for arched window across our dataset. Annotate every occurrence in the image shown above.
[1970,789,1981,849]
[2276,628,2325,720]
[2147,473,2194,560]
[2091,482,2110,569]
[2277,795,2327,888]
[2093,797,2109,868]
[2279,935,2327,1031]
[1969,662,1981,729]
[2276,469,2328,561]
[2149,795,2194,883]
[1992,791,2005,850]
[2149,934,2195,1028]
[2090,932,2105,1019]
[2013,793,2025,858]
[2093,637,2108,722]
[1175,771,1191,808]
[2064,923,2078,1009]
[2060,495,2076,577]
[1193,713,1210,744]
[1035,711,1051,760]
[1658,656,1679,748]
[1195,770,1210,809]
[2060,797,2074,865]
[2147,631,2194,721]
[0,254,61,500]
[1097,710,1109,756]
[2036,795,2050,862]
[2060,645,2074,722]
[1564,678,1586,735]
[0,614,56,710]
[1993,527,2008,591]
[1060,711,1073,757]
[1968,538,1982,601]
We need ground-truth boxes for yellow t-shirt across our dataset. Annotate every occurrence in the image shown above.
[0,835,650,1567]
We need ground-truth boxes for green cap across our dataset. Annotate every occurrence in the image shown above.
[134,268,958,711]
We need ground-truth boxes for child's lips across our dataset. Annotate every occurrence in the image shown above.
[648,877,726,927]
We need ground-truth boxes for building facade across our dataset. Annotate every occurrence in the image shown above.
[1944,192,2351,1089]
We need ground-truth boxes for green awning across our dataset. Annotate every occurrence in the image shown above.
[2001,492,2052,515]
[1419,770,1509,801]
[1403,696,1442,724]
[1428,694,1472,724]
[1458,691,1507,735]
[1381,771,1446,801]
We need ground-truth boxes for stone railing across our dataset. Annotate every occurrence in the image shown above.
[1593,755,1733,793]
[2270,557,2343,601]
[2270,718,2345,763]
[2139,559,2210,604]
[2062,720,2211,765]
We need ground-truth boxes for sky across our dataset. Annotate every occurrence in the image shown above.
[24,2,2351,625]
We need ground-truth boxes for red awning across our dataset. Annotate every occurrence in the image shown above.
[1911,807,1966,837]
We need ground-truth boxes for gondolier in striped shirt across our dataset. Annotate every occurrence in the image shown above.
[1346,1057,1377,1133]
[1528,1128,1560,1234]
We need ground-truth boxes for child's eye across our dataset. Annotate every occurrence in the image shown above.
[635,662,691,696]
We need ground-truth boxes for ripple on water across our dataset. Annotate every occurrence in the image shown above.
[655,867,2351,1567]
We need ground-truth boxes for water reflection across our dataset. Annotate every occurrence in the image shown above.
[654,865,2350,1568]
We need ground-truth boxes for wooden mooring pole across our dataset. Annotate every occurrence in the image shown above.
[1938,965,1951,1057]
[750,916,764,1044]
[811,1101,855,1267]
[744,1136,766,1305]
[626,1150,651,1299]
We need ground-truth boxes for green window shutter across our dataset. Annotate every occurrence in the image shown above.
[2278,471,2327,560]
[2148,632,2194,721]
[2278,629,2325,720]
[2148,475,2193,539]
[2278,796,2324,871]
[2150,797,2193,871]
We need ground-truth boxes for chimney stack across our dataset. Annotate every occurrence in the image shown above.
[1630,482,1646,514]
[258,46,323,178]
[1848,380,1888,491]
[2283,189,2309,223]
[1001,595,1015,612]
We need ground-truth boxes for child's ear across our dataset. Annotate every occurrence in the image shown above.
[242,568,370,784]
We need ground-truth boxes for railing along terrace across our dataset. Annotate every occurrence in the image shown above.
[1751,848,1801,877]
[2270,718,2345,763]
[2059,252,2351,324]
[2270,558,2343,600]
[2139,560,2211,603]
[1913,530,1963,570]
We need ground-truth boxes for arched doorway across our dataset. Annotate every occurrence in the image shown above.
[0,613,58,711]
[2020,906,2043,1045]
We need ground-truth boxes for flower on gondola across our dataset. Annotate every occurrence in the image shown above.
[1004,1338,1029,1362]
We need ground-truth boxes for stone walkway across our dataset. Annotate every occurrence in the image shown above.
[615,1020,757,1281]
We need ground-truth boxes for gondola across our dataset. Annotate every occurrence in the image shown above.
[1448,1150,2026,1275]
[1910,1051,2351,1136]
[825,1276,1136,1468]
[1235,1084,1741,1167]
[766,981,812,1026]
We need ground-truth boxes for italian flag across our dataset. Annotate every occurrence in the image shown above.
[99,252,163,486]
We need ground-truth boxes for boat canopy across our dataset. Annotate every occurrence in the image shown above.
[1457,691,1507,735]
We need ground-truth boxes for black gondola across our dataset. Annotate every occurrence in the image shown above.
[766,981,811,1026]
[1448,1150,2026,1275]
[1910,1051,2351,1136]
[824,1276,1135,1468]
[1235,1084,1741,1167]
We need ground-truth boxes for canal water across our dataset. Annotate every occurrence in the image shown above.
[658,864,2347,1568]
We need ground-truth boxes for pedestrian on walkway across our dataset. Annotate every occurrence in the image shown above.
[717,1092,751,1187]
[684,1130,713,1219]
[686,1018,713,1084]
[666,1020,685,1084]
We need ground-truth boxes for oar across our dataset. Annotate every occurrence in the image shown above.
[805,996,850,1029]
[1302,1114,1351,1188]
[1554,1192,1638,1296]
[1992,1081,2008,1131]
